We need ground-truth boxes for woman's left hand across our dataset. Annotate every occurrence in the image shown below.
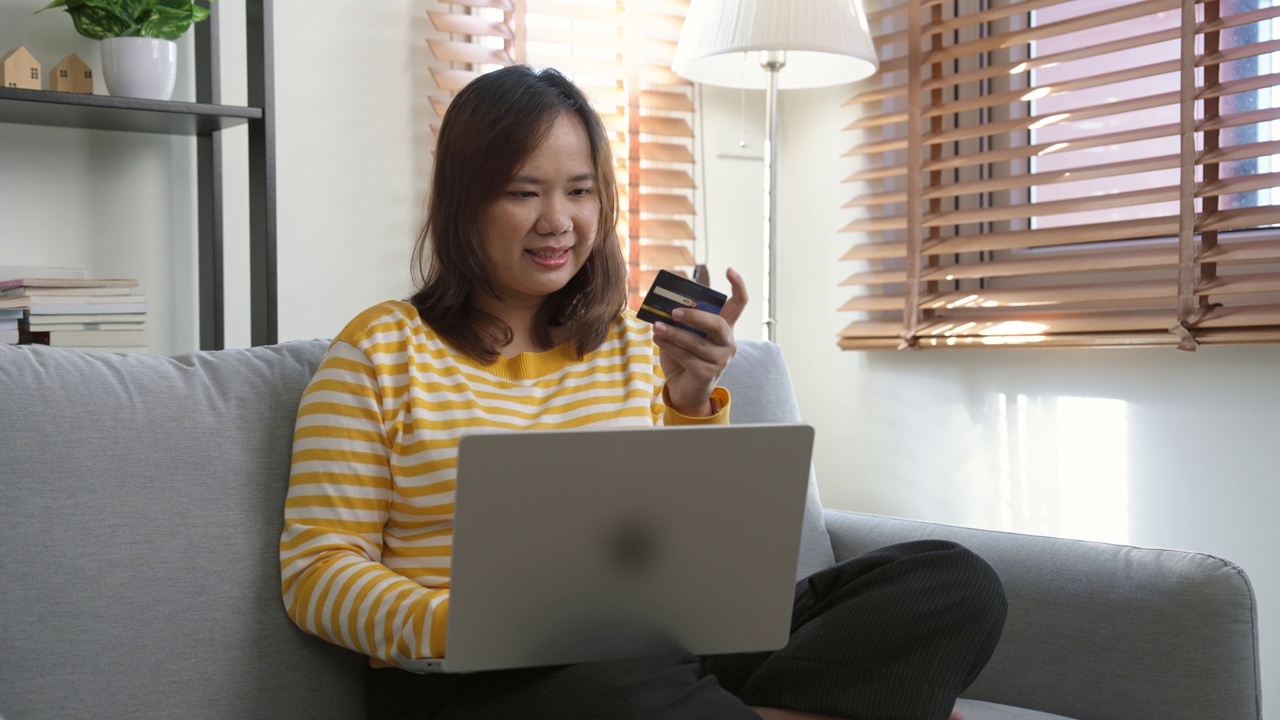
[653,267,748,416]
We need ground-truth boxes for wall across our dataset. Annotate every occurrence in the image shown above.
[3,1,1274,708]
[201,1,435,346]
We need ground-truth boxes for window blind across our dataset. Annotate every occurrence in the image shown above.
[841,0,1280,350]
[427,0,698,307]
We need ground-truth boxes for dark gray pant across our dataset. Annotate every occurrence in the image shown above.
[368,540,1007,720]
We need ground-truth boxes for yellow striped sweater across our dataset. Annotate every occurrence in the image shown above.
[279,300,730,668]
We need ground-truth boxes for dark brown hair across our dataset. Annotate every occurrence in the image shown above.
[408,66,626,363]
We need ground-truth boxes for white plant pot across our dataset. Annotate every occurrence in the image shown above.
[101,37,178,101]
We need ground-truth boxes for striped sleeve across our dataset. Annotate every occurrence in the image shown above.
[279,339,449,666]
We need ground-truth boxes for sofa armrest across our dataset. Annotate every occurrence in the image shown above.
[824,509,1261,720]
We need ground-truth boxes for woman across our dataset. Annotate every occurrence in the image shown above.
[280,65,1005,720]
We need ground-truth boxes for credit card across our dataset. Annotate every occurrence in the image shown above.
[636,269,727,338]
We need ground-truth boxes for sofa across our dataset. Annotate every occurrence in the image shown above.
[0,338,1261,720]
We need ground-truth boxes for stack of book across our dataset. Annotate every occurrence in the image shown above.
[0,307,20,345]
[0,278,147,352]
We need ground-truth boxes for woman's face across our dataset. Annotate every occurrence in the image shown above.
[477,111,600,310]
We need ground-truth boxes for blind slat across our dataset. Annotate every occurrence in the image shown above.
[640,90,694,112]
[640,193,695,214]
[426,40,512,67]
[428,12,513,39]
[429,68,482,92]
[639,142,694,163]
[638,244,696,267]
[1199,39,1280,69]
[1198,172,1280,199]
[840,328,1280,350]
[1200,206,1280,233]
[1199,238,1280,264]
[1197,272,1280,297]
[841,245,1183,285]
[638,116,693,138]
[840,279,1178,312]
[639,219,695,240]
[839,229,1280,263]
[639,168,695,188]
[1201,4,1280,34]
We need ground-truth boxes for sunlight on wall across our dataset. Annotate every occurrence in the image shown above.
[996,393,1130,544]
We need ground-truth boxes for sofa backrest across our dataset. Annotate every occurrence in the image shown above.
[0,340,364,720]
[0,337,827,720]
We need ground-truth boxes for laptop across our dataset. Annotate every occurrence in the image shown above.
[400,423,815,674]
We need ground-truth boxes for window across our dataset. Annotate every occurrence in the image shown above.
[840,0,1280,349]
[425,0,699,307]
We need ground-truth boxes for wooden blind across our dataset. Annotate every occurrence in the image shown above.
[427,0,698,307]
[840,0,1280,350]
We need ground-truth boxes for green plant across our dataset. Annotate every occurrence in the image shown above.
[36,0,215,42]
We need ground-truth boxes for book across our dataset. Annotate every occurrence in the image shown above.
[23,321,146,333]
[21,328,147,347]
[1,328,17,344]
[1,286,137,298]
[0,297,147,314]
[0,308,23,321]
[0,294,146,306]
[0,277,139,291]
[21,313,146,325]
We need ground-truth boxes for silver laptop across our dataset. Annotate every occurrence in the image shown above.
[400,423,815,674]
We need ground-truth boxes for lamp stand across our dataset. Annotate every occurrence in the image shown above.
[761,51,784,343]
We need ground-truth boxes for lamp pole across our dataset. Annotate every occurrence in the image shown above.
[762,50,784,343]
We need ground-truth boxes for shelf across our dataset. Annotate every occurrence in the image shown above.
[0,87,260,136]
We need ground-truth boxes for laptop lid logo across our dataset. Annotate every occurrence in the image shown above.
[607,517,660,575]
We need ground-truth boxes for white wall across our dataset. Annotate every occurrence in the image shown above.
[4,1,1275,708]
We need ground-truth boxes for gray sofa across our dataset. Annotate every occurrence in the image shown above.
[0,339,1261,720]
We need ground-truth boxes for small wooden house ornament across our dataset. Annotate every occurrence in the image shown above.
[1,46,42,90]
[50,53,93,94]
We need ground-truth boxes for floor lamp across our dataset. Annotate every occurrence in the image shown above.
[673,0,879,342]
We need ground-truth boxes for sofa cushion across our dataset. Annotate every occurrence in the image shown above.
[0,341,365,720]
[827,510,1261,720]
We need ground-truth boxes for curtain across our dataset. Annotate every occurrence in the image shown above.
[840,0,1280,349]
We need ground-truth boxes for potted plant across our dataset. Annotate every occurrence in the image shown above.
[36,0,217,101]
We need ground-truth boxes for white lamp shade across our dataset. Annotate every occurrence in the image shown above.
[673,0,879,90]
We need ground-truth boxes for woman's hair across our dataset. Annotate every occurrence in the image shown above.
[408,65,627,363]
